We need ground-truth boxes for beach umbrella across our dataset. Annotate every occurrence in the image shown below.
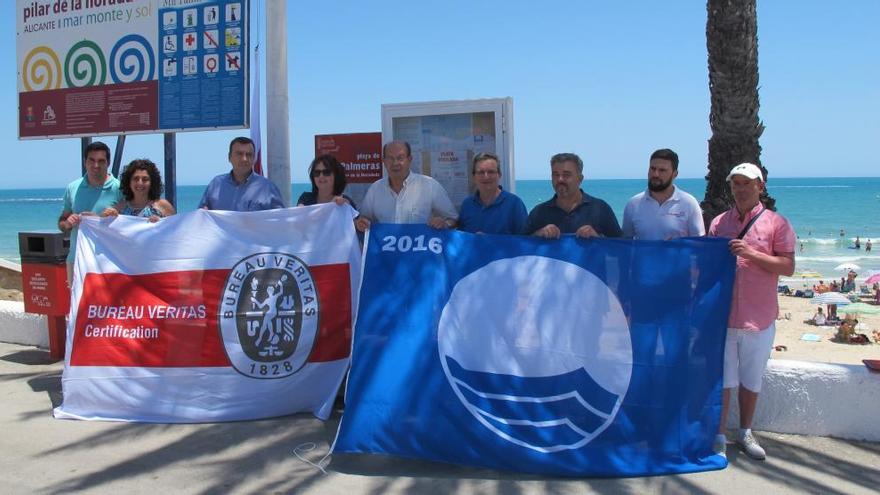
[866,274,880,286]
[810,292,851,306]
[838,303,880,315]
[834,262,861,271]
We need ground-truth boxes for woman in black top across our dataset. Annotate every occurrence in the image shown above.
[296,154,356,208]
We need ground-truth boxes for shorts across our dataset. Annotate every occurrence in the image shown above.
[723,323,775,392]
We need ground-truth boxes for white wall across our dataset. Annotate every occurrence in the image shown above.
[0,301,48,348]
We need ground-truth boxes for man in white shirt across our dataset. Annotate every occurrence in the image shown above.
[622,149,705,240]
[356,141,458,231]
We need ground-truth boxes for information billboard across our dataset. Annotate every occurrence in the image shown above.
[381,98,514,210]
[16,0,248,139]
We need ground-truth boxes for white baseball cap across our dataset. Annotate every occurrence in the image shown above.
[726,162,764,182]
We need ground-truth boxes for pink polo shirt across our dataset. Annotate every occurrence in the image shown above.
[709,203,796,331]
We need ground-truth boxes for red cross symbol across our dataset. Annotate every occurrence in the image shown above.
[185,33,196,49]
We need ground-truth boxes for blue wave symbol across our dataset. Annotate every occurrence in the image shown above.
[110,35,155,83]
[446,356,620,452]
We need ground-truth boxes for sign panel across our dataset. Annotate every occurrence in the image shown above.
[16,0,248,139]
[315,132,382,206]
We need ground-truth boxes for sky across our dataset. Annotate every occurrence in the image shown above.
[4,0,878,189]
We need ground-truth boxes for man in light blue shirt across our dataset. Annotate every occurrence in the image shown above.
[59,141,122,282]
[622,149,705,240]
[199,137,285,211]
[458,152,527,234]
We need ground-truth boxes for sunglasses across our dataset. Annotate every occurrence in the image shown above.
[311,168,332,177]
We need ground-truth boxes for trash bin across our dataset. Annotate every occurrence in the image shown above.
[19,230,70,360]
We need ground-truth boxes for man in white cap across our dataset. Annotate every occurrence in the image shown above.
[708,162,795,460]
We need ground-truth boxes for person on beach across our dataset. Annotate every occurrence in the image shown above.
[827,303,839,321]
[811,307,826,326]
[457,152,527,234]
[621,148,704,239]
[198,137,284,211]
[296,155,356,208]
[855,237,861,249]
[708,162,796,460]
[101,160,175,222]
[866,239,873,252]
[58,141,122,283]
[355,141,458,232]
[526,152,622,238]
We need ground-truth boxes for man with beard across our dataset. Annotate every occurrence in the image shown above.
[525,152,621,238]
[622,149,704,239]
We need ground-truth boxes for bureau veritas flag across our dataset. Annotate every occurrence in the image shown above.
[54,204,359,423]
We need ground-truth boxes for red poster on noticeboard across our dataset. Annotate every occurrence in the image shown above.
[315,132,382,184]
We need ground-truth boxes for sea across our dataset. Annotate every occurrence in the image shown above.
[2,177,878,283]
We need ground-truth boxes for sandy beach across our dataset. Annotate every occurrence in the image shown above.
[772,289,880,365]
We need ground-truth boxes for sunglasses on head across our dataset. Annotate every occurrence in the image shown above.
[311,168,332,177]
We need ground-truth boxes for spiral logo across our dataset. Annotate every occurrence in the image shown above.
[64,40,107,88]
[110,35,155,83]
[22,46,62,91]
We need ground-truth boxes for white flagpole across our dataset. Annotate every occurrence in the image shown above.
[266,0,291,206]
[250,44,263,175]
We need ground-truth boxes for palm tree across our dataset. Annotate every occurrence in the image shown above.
[702,0,775,225]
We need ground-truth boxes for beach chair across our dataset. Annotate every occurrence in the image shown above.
[860,285,871,295]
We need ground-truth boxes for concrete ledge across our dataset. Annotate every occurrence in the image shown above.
[738,359,880,442]
[0,301,48,348]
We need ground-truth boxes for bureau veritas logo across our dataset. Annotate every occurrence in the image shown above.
[219,253,319,379]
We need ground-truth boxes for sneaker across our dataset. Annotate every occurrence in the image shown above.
[736,430,766,460]
[712,433,727,458]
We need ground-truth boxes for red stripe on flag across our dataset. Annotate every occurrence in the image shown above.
[309,264,352,362]
[70,264,351,367]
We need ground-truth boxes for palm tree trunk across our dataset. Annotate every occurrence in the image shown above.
[702,0,775,225]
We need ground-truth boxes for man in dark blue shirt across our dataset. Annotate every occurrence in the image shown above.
[525,152,622,238]
[458,152,527,234]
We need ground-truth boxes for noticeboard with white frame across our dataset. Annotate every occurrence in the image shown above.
[381,98,514,210]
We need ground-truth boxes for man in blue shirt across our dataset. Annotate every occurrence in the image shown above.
[458,152,527,234]
[526,152,622,238]
[199,137,285,211]
[59,141,122,282]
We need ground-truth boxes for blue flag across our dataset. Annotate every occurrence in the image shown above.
[334,225,735,477]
